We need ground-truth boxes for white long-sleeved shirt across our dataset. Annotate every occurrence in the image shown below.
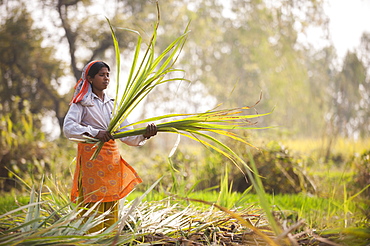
[63,93,145,146]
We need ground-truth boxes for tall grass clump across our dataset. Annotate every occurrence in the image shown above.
[1,172,368,246]
[0,180,282,245]
[70,3,270,179]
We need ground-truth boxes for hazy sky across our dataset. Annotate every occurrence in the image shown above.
[325,0,370,59]
[28,0,370,64]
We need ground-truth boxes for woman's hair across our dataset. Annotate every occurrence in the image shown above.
[87,61,110,78]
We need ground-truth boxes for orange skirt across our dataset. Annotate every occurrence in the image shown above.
[71,140,142,203]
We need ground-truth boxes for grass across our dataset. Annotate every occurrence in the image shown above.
[1,187,367,245]
[1,135,369,245]
[0,193,30,214]
[0,185,276,245]
[127,189,366,228]
[280,137,370,161]
[2,189,359,217]
[77,6,272,178]
[1,136,368,245]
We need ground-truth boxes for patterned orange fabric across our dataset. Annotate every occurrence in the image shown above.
[71,140,142,203]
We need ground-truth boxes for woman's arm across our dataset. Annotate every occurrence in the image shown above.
[63,103,100,139]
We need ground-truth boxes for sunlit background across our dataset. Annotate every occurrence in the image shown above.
[8,0,366,141]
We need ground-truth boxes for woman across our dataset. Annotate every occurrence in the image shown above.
[63,60,157,233]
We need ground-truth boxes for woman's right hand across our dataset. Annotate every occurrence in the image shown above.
[95,130,114,142]
[143,123,157,139]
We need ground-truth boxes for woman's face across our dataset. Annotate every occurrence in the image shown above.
[88,67,110,93]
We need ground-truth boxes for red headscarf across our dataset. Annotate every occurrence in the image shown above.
[70,60,102,106]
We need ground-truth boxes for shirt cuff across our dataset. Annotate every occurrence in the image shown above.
[90,128,100,138]
[138,135,147,146]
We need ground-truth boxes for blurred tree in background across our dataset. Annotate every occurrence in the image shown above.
[0,7,65,129]
[330,51,367,138]
[47,0,151,81]
[0,5,65,190]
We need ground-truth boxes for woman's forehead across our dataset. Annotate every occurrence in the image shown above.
[98,67,109,73]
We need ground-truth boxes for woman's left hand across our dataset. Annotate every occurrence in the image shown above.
[143,123,157,139]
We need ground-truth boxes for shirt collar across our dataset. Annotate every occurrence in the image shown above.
[92,93,114,103]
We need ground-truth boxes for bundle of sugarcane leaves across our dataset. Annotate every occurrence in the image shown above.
[70,5,271,168]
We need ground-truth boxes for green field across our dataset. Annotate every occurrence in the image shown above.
[0,138,368,245]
